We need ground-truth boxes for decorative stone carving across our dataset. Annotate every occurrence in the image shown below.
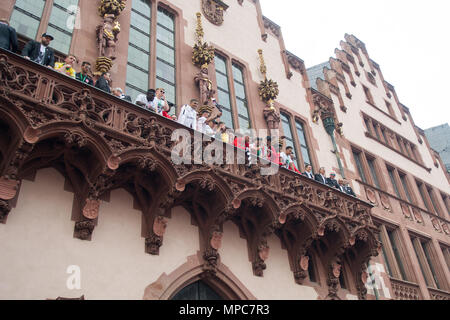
[400,202,412,219]
[195,66,215,106]
[96,14,120,61]
[74,220,96,240]
[380,193,391,211]
[153,216,168,237]
[210,229,223,250]
[0,199,11,224]
[202,0,228,26]
[263,103,281,133]
[365,188,377,204]
[442,223,449,235]
[146,234,163,255]
[0,177,19,201]
[431,218,442,232]
[98,0,126,17]
[412,208,423,224]
[82,198,100,220]
[0,50,381,285]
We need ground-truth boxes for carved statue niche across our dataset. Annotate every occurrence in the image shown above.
[96,14,120,60]
[194,65,215,106]
[263,101,281,133]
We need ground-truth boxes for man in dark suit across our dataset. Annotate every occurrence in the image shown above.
[326,172,340,189]
[95,72,111,94]
[315,167,327,185]
[302,164,314,179]
[343,179,357,197]
[0,19,18,52]
[22,33,55,67]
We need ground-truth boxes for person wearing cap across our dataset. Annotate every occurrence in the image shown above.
[343,179,357,197]
[22,33,55,67]
[136,89,156,111]
[178,99,198,130]
[327,172,340,189]
[0,18,18,53]
[54,54,77,78]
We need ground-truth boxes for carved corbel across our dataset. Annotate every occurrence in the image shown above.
[326,259,342,300]
[145,216,168,255]
[74,219,96,241]
[252,240,270,277]
[202,225,223,276]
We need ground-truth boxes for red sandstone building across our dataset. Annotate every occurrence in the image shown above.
[0,0,448,300]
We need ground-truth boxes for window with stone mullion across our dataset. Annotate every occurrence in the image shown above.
[126,0,152,102]
[10,0,46,40]
[232,64,251,131]
[46,0,80,54]
[281,113,300,169]
[215,55,234,130]
[295,121,312,170]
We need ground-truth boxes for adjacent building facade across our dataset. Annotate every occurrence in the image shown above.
[0,0,448,300]
[425,124,450,173]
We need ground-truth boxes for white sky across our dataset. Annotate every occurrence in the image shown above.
[259,0,450,130]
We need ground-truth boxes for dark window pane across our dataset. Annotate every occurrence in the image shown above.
[399,174,412,203]
[353,152,367,183]
[367,158,380,189]
[44,26,72,54]
[388,168,400,198]
[387,230,407,281]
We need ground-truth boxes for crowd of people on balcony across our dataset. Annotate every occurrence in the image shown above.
[0,22,358,199]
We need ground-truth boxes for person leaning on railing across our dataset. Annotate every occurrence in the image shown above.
[54,54,77,78]
[22,33,55,68]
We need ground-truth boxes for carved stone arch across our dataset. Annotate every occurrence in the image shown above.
[318,216,352,245]
[175,168,234,204]
[116,147,179,188]
[233,188,280,221]
[143,252,256,300]
[34,121,112,167]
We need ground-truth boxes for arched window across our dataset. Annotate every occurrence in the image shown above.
[171,280,224,300]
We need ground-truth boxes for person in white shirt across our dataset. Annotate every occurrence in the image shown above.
[135,89,156,111]
[153,88,169,115]
[178,99,199,130]
[280,146,294,169]
[303,164,314,179]
[197,109,211,134]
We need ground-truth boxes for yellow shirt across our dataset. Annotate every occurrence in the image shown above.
[54,62,76,78]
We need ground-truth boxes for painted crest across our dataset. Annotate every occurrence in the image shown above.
[202,0,226,26]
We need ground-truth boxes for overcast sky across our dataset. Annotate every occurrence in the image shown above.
[259,0,450,130]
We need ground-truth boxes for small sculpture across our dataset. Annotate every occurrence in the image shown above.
[96,14,120,60]
[195,65,215,105]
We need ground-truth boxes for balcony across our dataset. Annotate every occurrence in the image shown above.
[390,278,422,300]
[0,48,380,299]
[428,287,450,300]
